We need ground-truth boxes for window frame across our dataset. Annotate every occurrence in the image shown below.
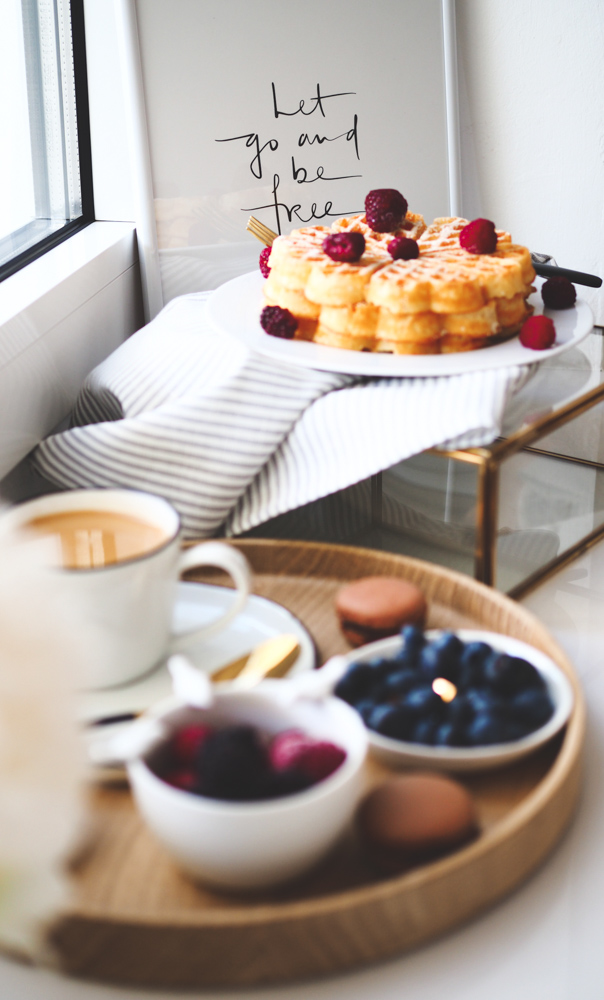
[0,0,95,283]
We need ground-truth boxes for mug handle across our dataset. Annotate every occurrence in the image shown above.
[169,542,251,652]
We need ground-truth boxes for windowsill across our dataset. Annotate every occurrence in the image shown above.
[0,221,137,328]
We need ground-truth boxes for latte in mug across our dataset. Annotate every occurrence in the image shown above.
[0,490,251,689]
[24,509,169,569]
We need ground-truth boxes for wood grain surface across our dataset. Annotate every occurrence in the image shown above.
[49,540,585,988]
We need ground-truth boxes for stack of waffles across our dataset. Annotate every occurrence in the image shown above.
[263,215,536,354]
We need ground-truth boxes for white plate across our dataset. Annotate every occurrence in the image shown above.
[331,630,574,772]
[81,581,316,726]
[206,271,594,377]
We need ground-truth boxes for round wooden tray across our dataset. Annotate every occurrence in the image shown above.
[51,540,585,989]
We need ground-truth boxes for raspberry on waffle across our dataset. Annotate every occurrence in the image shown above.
[332,211,426,248]
[418,217,512,255]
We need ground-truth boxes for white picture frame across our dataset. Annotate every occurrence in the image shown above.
[117,0,460,318]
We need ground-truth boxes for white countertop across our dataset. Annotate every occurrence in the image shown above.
[3,541,604,1000]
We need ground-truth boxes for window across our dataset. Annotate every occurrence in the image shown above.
[0,0,93,281]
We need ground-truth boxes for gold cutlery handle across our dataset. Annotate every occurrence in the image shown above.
[247,216,279,247]
[211,633,300,685]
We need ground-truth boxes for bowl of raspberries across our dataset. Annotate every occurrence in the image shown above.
[332,627,574,772]
[127,682,367,889]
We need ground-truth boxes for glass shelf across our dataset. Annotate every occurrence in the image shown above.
[248,327,604,596]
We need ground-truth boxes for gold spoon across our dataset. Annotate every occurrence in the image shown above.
[211,633,300,685]
[89,635,301,728]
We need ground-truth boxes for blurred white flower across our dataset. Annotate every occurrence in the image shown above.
[0,527,87,958]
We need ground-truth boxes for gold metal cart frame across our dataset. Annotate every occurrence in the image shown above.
[429,337,604,599]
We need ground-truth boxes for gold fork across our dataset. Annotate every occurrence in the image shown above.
[247,216,279,247]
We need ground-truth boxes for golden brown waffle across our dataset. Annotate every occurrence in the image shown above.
[375,338,441,355]
[314,326,375,351]
[319,303,380,338]
[267,226,332,290]
[366,245,535,316]
[264,272,321,319]
[262,214,536,355]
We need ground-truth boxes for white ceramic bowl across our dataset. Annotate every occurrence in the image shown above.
[127,682,367,890]
[329,630,574,772]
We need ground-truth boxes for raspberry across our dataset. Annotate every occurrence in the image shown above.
[364,189,408,233]
[459,218,497,254]
[269,730,346,783]
[269,730,309,771]
[260,305,297,339]
[519,315,556,350]
[295,742,346,782]
[541,276,576,309]
[259,246,272,278]
[163,768,198,791]
[171,724,213,764]
[387,236,419,261]
[322,232,365,263]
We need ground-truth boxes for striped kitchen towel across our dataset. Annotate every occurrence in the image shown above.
[33,293,531,538]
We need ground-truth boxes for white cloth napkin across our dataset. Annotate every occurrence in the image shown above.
[33,293,531,538]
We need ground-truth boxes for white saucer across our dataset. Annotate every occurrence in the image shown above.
[81,581,316,726]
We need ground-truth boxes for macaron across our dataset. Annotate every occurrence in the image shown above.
[335,576,427,648]
[358,772,478,866]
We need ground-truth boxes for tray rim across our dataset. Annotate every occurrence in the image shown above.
[67,538,585,928]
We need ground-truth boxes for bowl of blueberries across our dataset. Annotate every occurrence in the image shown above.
[333,626,574,771]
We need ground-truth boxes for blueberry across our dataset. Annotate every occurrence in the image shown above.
[402,685,444,718]
[445,693,475,727]
[367,704,395,731]
[464,712,508,746]
[366,657,392,680]
[456,642,493,689]
[460,641,493,668]
[334,662,376,704]
[369,704,414,740]
[412,716,439,745]
[512,688,554,729]
[353,698,376,723]
[399,625,425,665]
[383,668,418,697]
[465,687,507,719]
[434,721,467,747]
[419,643,445,680]
[196,725,269,800]
[484,654,544,696]
[431,632,465,674]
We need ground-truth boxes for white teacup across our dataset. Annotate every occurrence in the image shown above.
[0,489,251,690]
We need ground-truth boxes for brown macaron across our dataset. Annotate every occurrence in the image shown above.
[335,576,427,648]
[358,773,478,865]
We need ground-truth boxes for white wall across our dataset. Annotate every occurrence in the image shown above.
[0,224,143,481]
[456,0,604,324]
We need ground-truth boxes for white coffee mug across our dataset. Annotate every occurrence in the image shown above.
[0,489,251,690]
